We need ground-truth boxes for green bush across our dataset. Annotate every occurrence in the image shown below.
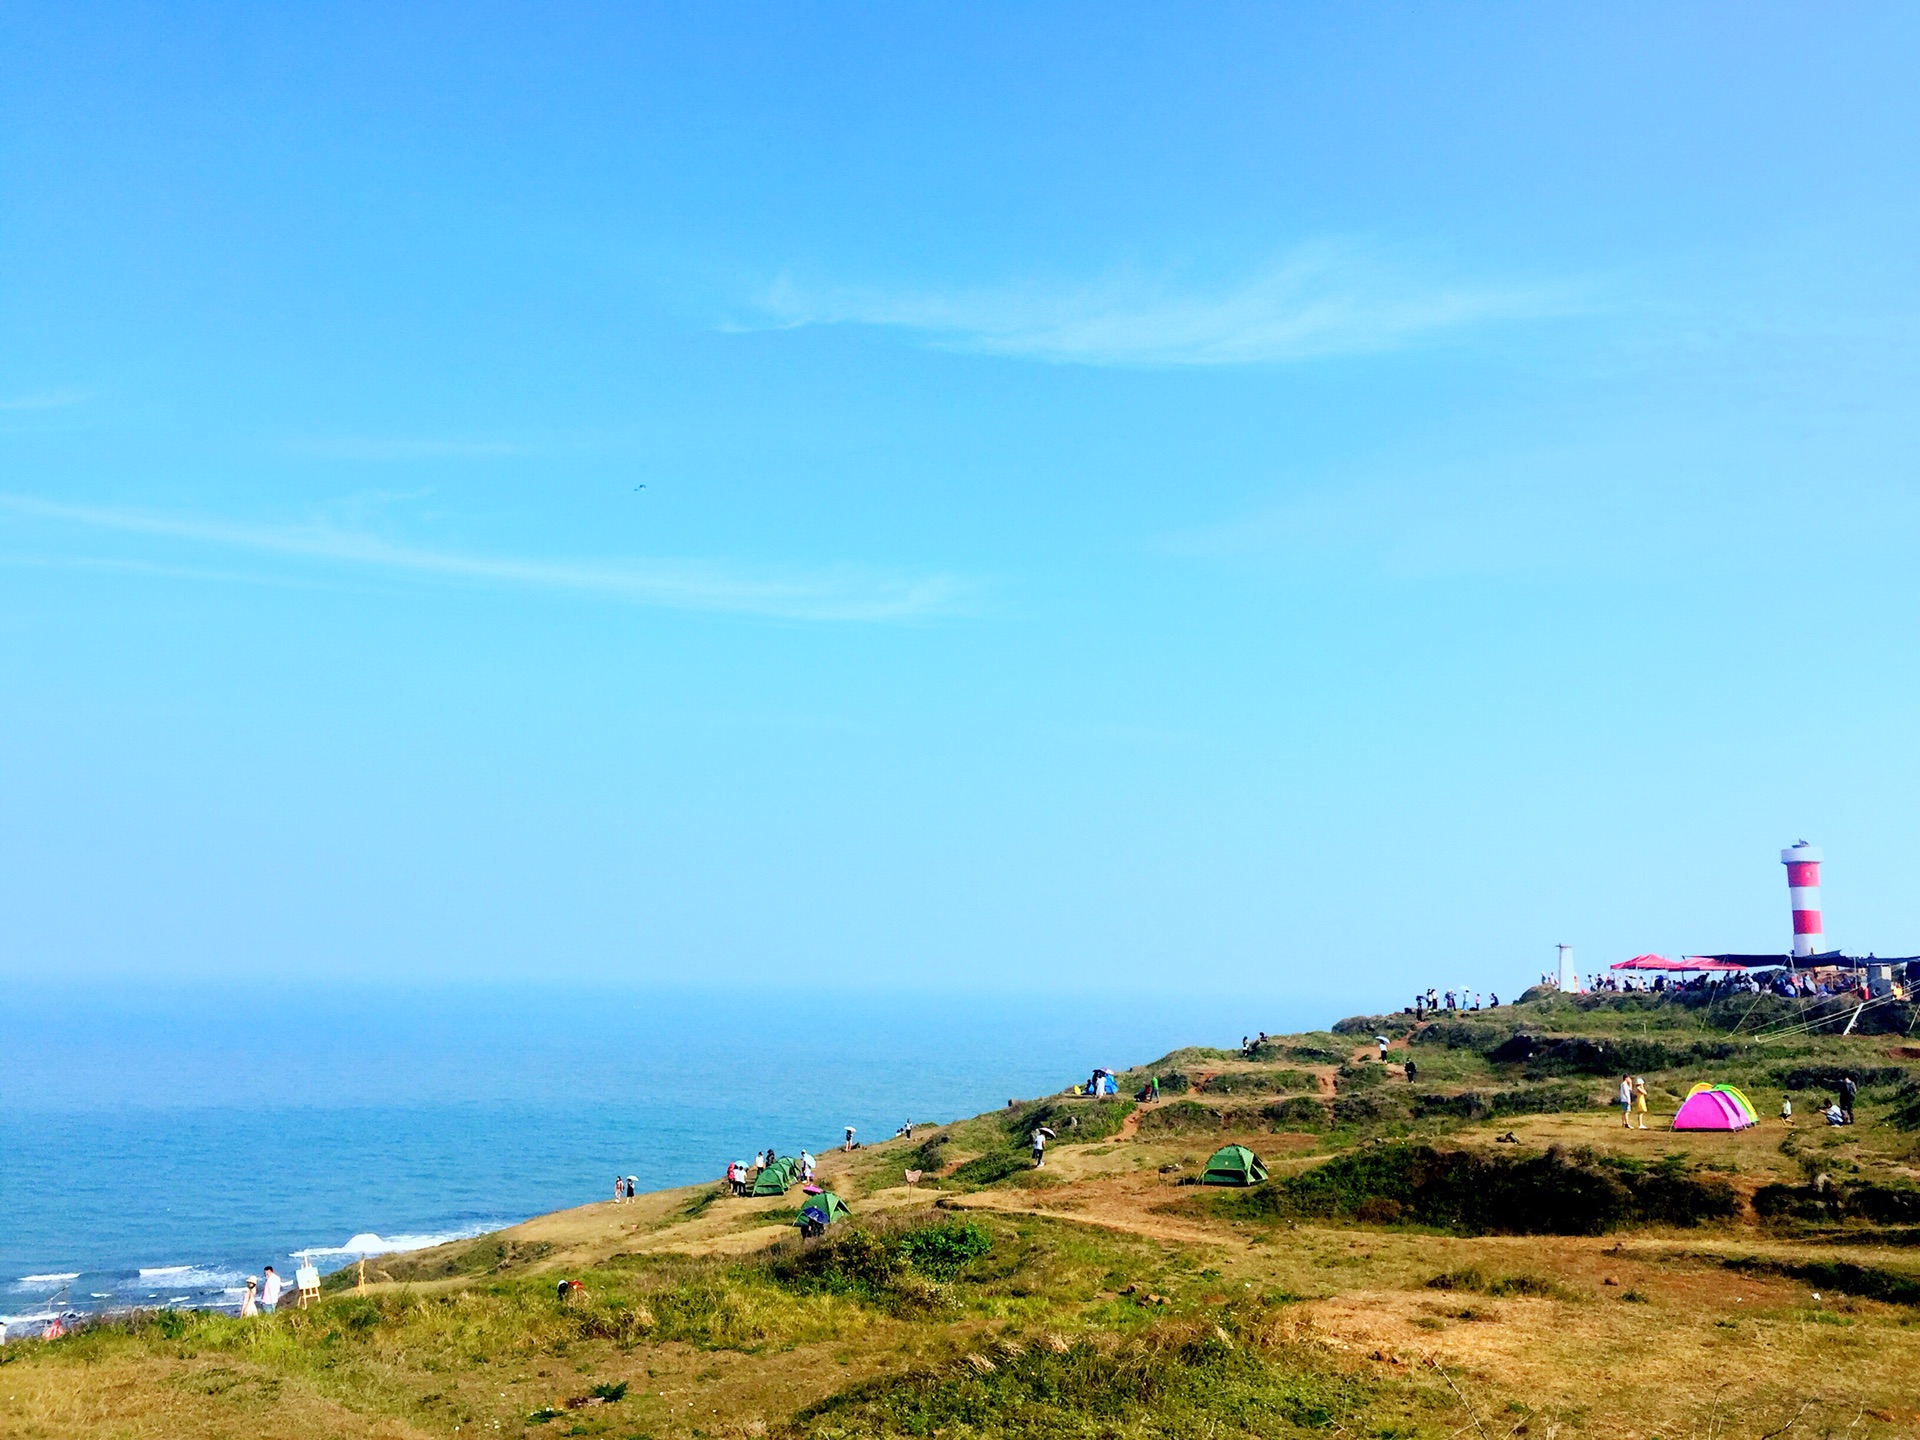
[1329,1093,1410,1127]
[1223,1143,1735,1235]
[1333,1062,1385,1091]
[1260,1097,1331,1131]
[948,1151,1033,1187]
[1003,1097,1135,1146]
[1137,1100,1228,1135]
[897,1221,994,1278]
[1723,1256,1920,1306]
[1333,1013,1417,1038]
[1424,1268,1568,1300]
[1753,1178,1920,1224]
[1201,1068,1313,1096]
[790,1307,1368,1439]
[1410,1084,1595,1122]
[1774,1065,1907,1093]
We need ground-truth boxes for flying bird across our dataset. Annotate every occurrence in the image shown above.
[633,483,647,491]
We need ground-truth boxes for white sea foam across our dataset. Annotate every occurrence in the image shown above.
[301,1225,490,1258]
[135,1266,246,1290]
[12,1273,79,1287]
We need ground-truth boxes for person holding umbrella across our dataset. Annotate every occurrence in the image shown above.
[1029,1124,1057,1168]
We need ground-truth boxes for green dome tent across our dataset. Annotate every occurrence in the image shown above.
[752,1157,799,1195]
[796,1191,851,1237]
[1199,1144,1268,1186]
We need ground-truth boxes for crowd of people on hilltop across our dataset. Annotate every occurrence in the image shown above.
[1585,969,1873,999]
[1411,987,1500,1019]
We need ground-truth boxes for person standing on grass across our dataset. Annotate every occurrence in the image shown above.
[1839,1075,1857,1125]
[843,1126,856,1152]
[1618,1075,1634,1127]
[260,1265,282,1313]
[1029,1125,1056,1168]
[1631,1076,1650,1130]
[240,1277,259,1317]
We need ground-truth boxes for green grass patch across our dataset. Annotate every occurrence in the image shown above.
[788,1304,1386,1439]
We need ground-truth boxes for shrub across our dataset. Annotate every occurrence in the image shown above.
[1889,1081,1920,1131]
[1753,1178,1920,1224]
[1775,1065,1907,1094]
[1723,1256,1920,1306]
[768,1217,995,1302]
[1201,1068,1313,1096]
[1333,1062,1384,1092]
[897,1222,994,1279]
[1223,1143,1734,1235]
[1410,1084,1593,1122]
[1002,1097,1134,1146]
[1137,1100,1227,1135]
[1333,1014,1417,1038]
[1330,1093,1410,1127]
[1424,1269,1567,1299]
[1260,1097,1330,1131]
[947,1151,1032,1188]
[789,1306,1368,1438]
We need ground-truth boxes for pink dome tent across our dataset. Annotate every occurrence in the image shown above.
[1671,1083,1758,1131]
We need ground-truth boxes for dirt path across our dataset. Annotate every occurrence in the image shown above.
[942,1176,1231,1249]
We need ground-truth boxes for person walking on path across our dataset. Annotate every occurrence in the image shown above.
[1375,1035,1391,1062]
[260,1265,282,1313]
[613,1174,625,1204]
[1618,1075,1634,1127]
[800,1150,816,1183]
[240,1277,259,1317]
[1839,1076,1858,1125]
[1029,1125,1057,1169]
[1630,1076,1650,1130]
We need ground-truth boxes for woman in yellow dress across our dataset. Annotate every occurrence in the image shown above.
[1630,1076,1650,1130]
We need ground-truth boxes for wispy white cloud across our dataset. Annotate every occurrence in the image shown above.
[0,496,971,623]
[0,387,88,411]
[744,243,1578,367]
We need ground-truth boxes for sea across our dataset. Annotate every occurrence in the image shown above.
[0,982,1321,1337]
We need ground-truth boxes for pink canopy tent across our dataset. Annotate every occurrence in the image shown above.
[1609,955,1744,973]
[1610,954,1673,970]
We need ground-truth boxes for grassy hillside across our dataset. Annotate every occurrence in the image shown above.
[9,989,1920,1439]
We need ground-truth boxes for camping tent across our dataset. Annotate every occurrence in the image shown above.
[796,1191,851,1236]
[752,1157,799,1195]
[1672,1083,1759,1131]
[1199,1144,1268,1186]
[1610,955,1745,972]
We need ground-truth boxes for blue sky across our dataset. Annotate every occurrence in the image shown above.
[4,5,1919,1008]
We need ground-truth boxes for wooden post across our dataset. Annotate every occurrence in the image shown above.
[356,1256,366,1294]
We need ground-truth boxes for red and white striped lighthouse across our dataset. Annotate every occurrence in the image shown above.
[1781,842,1824,959]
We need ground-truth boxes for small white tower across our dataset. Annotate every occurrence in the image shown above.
[1556,943,1577,992]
